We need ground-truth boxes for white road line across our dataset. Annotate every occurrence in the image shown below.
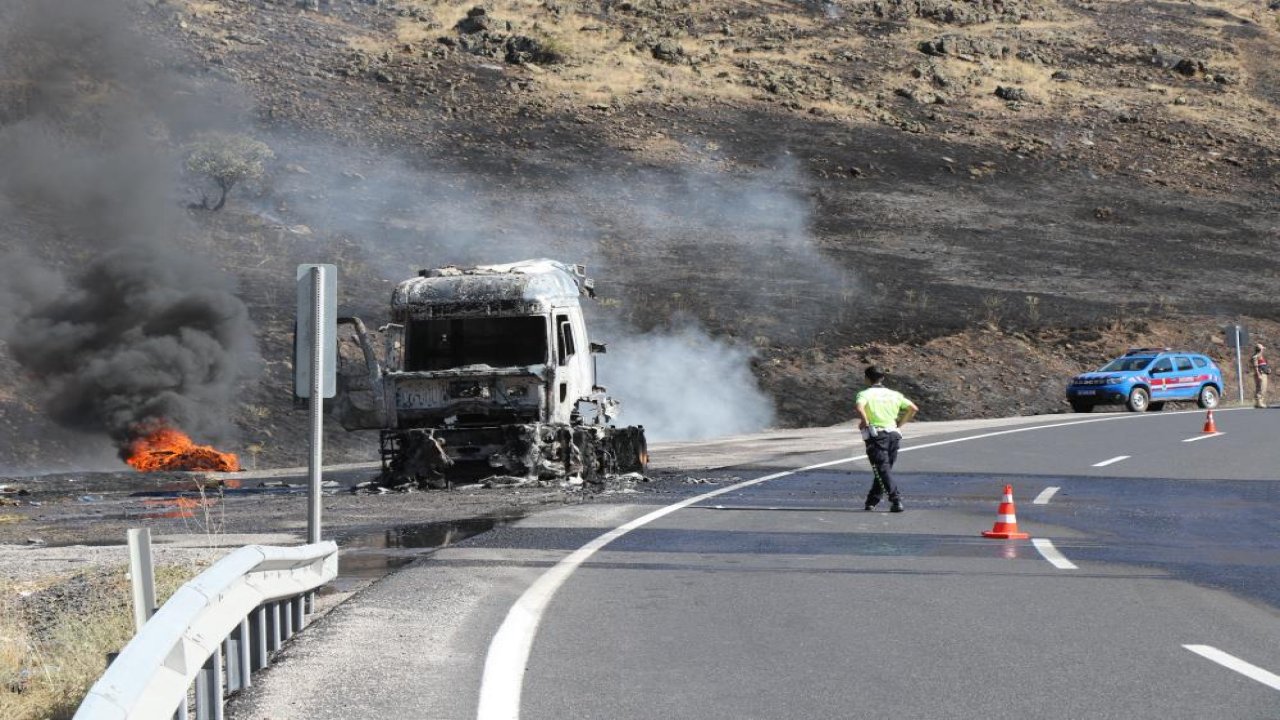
[1183,432,1224,443]
[1092,455,1130,467]
[1032,486,1060,505]
[1183,645,1280,692]
[475,456,852,720]
[476,411,1225,719]
[1032,538,1078,570]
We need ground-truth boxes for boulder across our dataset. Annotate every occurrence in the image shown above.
[995,85,1030,102]
[1173,58,1203,76]
[651,39,685,64]
[918,34,1008,60]
[456,6,495,34]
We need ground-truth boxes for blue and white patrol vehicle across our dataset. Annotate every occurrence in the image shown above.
[1065,348,1224,413]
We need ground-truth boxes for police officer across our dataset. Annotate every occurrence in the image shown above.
[1252,343,1270,409]
[855,365,919,512]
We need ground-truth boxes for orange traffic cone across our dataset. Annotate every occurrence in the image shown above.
[1202,409,1217,434]
[982,484,1030,540]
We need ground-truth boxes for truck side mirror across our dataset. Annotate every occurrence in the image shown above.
[382,323,405,372]
[590,342,607,354]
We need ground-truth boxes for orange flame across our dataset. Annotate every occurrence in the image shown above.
[125,427,240,472]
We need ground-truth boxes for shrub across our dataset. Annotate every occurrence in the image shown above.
[185,132,274,211]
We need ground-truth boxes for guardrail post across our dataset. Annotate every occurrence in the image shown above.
[127,528,158,632]
[250,605,269,670]
[268,601,283,652]
[194,646,225,720]
[291,595,305,632]
[225,619,251,692]
[282,598,295,641]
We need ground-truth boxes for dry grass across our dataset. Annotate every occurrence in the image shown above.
[0,565,198,720]
[345,33,389,55]
[395,17,440,46]
[181,0,228,18]
[347,0,862,109]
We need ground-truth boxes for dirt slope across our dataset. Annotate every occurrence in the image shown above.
[1,0,1279,471]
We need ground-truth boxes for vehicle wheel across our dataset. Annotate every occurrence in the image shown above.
[617,426,648,473]
[1197,384,1220,409]
[1149,401,1166,412]
[1126,387,1150,412]
[1069,401,1093,413]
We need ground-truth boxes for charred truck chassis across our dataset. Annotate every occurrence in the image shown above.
[334,260,648,489]
[380,424,648,488]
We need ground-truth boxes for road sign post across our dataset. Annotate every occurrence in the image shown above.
[296,264,337,545]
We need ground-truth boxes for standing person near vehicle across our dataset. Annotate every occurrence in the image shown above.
[856,366,918,513]
[1251,343,1270,409]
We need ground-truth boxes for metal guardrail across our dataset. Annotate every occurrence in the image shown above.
[74,542,339,720]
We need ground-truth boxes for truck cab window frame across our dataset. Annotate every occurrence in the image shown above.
[556,314,576,366]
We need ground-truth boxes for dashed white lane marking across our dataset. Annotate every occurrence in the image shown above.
[1032,486,1060,505]
[477,412,1211,719]
[1032,538,1078,570]
[1183,432,1225,443]
[1092,455,1130,467]
[1183,645,1280,692]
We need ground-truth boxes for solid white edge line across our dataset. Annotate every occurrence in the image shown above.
[474,458,850,720]
[1032,486,1060,505]
[1092,455,1130,467]
[1182,432,1225,443]
[1183,645,1280,692]
[477,410,1222,719]
[1032,538,1078,570]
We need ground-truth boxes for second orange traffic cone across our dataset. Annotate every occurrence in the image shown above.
[1202,409,1217,434]
[982,484,1030,540]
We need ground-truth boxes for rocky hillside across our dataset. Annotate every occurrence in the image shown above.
[1,0,1278,471]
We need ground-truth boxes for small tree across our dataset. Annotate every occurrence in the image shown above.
[185,133,274,211]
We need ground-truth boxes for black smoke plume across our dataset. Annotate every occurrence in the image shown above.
[0,0,256,458]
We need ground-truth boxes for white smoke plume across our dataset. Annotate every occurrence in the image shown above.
[597,324,775,441]
[255,142,852,441]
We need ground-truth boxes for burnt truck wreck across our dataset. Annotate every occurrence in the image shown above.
[335,259,647,488]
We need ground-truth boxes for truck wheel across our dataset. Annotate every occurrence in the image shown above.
[635,430,649,471]
[574,430,602,483]
[613,427,647,474]
[1069,401,1093,413]
[1126,387,1150,412]
[1197,385,1220,409]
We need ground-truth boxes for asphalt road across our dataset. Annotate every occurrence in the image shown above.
[232,408,1280,719]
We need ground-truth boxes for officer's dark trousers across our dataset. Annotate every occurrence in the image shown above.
[864,431,902,505]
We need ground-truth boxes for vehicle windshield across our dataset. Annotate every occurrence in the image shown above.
[405,317,547,370]
[1099,356,1154,372]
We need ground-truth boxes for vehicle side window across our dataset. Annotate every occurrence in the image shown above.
[555,314,576,366]
[1175,357,1193,372]
[1193,357,1208,368]
[1151,358,1173,374]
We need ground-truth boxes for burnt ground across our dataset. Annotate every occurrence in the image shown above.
[1,0,1280,474]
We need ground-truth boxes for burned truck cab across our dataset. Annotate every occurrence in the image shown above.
[336,260,645,487]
